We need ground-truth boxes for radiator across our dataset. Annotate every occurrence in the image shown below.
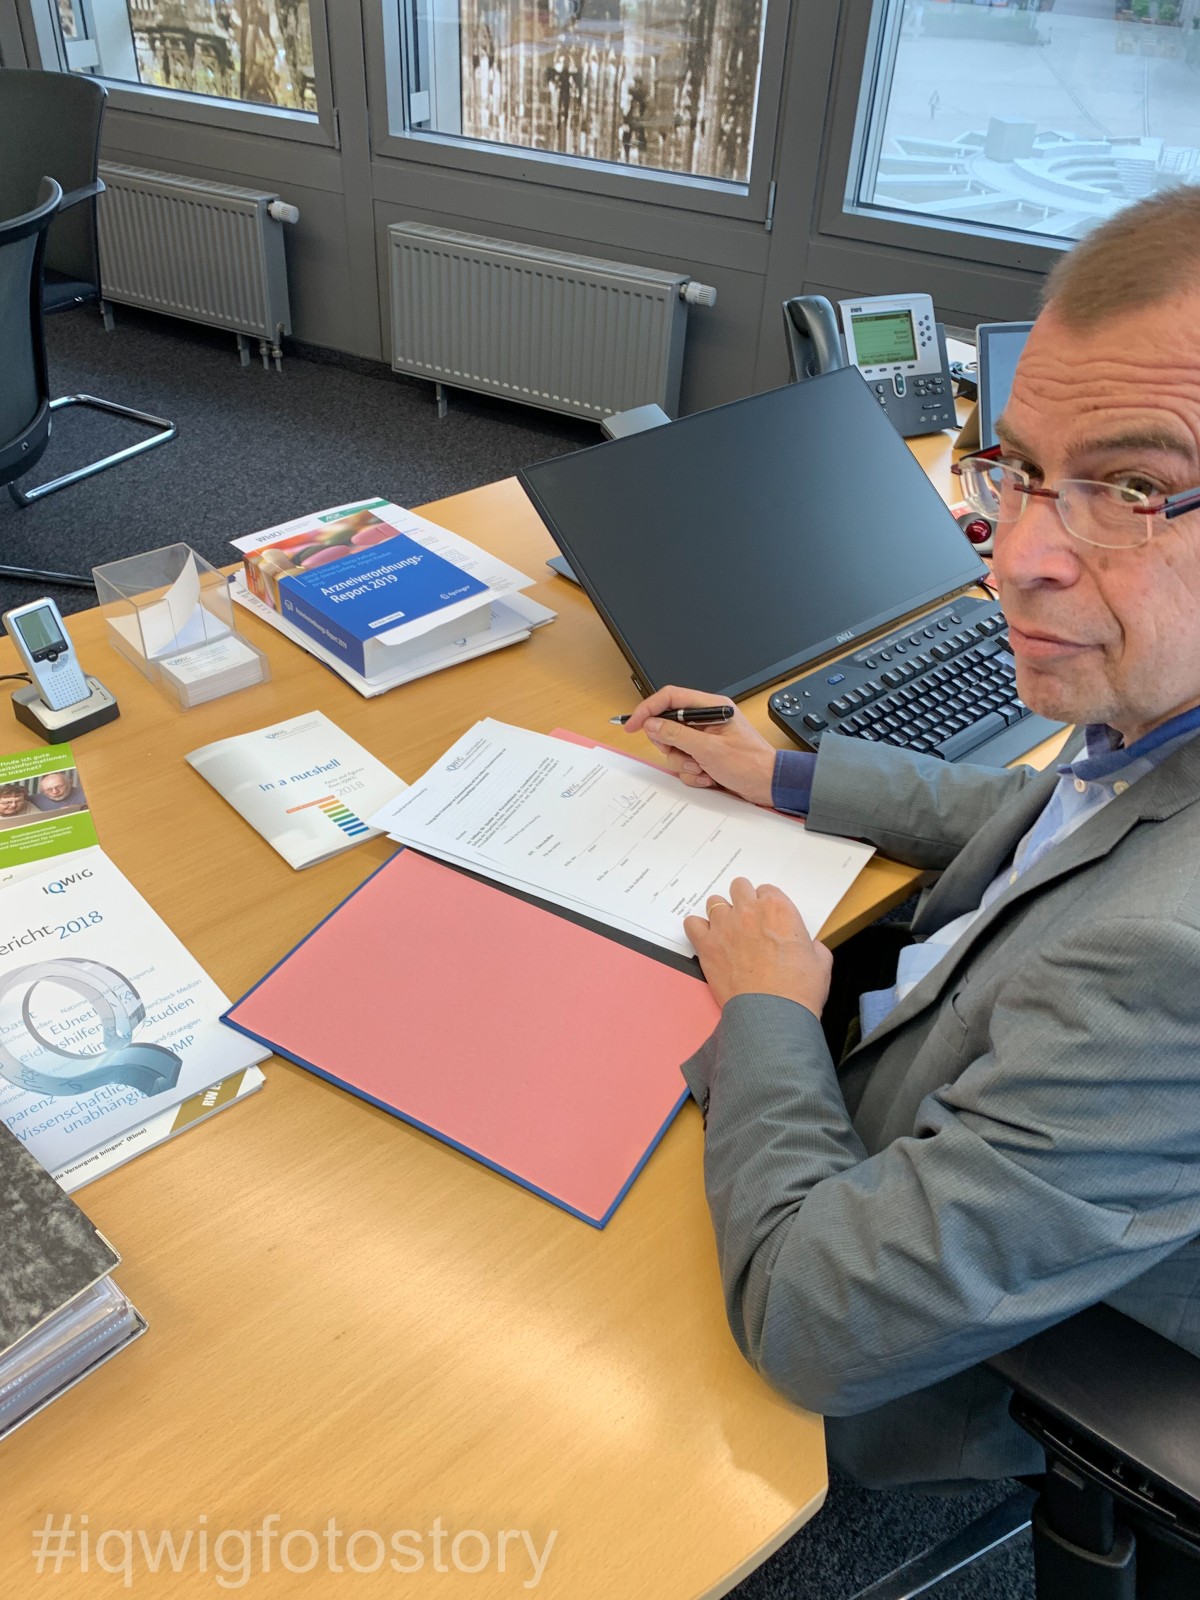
[97,164,297,367]
[387,224,715,422]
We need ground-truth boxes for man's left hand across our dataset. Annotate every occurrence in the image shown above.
[684,877,833,1015]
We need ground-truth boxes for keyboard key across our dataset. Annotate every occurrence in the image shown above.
[826,672,846,685]
[803,713,828,731]
[830,696,852,716]
[930,643,954,661]
[881,669,904,687]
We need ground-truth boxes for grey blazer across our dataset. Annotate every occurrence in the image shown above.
[681,731,1200,1487]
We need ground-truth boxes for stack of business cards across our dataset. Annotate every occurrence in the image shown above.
[157,633,270,708]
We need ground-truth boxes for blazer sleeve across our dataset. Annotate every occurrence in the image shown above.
[804,733,1042,870]
[682,911,1200,1418]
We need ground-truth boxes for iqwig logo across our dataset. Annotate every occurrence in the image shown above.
[42,869,94,896]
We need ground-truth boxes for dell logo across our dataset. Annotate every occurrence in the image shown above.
[835,629,855,643]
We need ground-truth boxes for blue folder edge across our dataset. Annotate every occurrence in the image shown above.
[221,847,695,1229]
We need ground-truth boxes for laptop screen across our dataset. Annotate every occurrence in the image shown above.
[519,367,987,699]
[977,321,1034,451]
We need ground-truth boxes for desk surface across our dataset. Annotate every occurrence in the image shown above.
[0,422,1050,1597]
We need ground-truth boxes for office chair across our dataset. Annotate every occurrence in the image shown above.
[848,1304,1200,1599]
[0,177,90,584]
[0,67,175,509]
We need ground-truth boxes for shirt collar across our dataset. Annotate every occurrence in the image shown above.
[1058,703,1200,784]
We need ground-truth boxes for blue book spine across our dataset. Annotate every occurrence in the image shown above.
[278,533,487,674]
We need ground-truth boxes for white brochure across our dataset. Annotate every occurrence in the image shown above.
[0,847,268,1174]
[370,720,875,956]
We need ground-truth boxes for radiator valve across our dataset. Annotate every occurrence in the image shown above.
[680,281,718,307]
[268,200,300,225]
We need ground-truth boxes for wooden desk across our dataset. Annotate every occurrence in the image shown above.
[0,478,833,1599]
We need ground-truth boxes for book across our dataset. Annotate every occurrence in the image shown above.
[185,711,406,869]
[232,499,497,678]
[231,578,556,698]
[0,1117,145,1441]
[225,849,720,1227]
[0,846,269,1176]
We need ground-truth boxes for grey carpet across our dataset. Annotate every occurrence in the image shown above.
[2,304,596,616]
[12,307,1036,1600]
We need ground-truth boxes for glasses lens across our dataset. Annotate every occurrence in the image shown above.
[1057,481,1157,549]
[965,462,1027,523]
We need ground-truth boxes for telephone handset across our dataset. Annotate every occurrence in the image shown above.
[782,292,957,438]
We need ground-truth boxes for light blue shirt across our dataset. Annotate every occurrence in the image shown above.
[858,705,1200,1037]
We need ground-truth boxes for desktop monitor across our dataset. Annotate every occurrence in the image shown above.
[519,366,987,700]
[976,320,1034,450]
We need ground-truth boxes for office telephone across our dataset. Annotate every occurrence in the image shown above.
[783,291,957,437]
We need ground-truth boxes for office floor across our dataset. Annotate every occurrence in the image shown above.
[7,308,1035,1599]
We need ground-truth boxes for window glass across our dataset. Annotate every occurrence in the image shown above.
[407,0,769,185]
[54,0,317,111]
[855,0,1200,243]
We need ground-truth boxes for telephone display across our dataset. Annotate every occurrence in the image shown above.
[845,308,919,367]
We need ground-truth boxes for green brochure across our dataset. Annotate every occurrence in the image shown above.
[0,745,98,877]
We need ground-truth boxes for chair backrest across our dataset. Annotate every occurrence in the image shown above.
[0,68,105,295]
[0,176,60,488]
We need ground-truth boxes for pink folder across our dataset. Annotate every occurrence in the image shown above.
[224,849,719,1226]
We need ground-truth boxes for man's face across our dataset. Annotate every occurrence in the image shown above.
[0,791,26,815]
[40,774,70,802]
[993,289,1200,744]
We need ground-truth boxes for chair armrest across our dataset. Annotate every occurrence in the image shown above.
[988,1304,1200,1523]
[57,179,105,211]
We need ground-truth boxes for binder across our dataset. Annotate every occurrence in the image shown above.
[224,848,719,1227]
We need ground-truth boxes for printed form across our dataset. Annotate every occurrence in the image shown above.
[372,720,875,955]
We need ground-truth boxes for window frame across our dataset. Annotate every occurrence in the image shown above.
[363,0,792,223]
[815,0,1066,277]
[22,0,339,147]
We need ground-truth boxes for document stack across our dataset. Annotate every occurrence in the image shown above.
[0,1119,145,1442]
[231,499,556,698]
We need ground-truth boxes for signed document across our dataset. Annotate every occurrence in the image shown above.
[371,719,875,956]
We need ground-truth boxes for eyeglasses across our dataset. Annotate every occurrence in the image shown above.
[952,445,1200,550]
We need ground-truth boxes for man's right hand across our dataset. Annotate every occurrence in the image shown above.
[621,686,779,807]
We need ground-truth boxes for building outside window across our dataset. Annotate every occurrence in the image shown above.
[51,0,316,111]
[407,0,769,185]
[853,0,1200,244]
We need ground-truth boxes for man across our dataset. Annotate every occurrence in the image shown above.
[622,185,1200,1488]
[33,771,85,813]
[0,783,39,827]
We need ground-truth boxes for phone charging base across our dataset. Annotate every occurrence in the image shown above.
[11,677,120,742]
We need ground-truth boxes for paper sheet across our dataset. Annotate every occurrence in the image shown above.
[371,720,875,954]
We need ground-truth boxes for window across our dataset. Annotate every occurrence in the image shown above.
[403,0,770,185]
[51,0,318,112]
[852,0,1200,245]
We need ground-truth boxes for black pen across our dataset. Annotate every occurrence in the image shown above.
[610,705,735,726]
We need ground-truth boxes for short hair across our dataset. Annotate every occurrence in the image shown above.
[1041,184,1200,326]
[0,784,26,799]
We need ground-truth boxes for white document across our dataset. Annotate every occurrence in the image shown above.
[0,847,268,1174]
[371,721,875,956]
[231,579,554,698]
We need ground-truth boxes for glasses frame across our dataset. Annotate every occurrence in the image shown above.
[952,444,1200,550]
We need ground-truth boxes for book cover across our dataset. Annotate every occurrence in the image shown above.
[232,500,495,677]
[186,710,406,869]
[0,1116,119,1355]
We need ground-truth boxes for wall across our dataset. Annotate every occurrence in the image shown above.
[1,0,1050,415]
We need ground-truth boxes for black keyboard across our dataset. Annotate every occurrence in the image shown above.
[768,595,1064,765]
